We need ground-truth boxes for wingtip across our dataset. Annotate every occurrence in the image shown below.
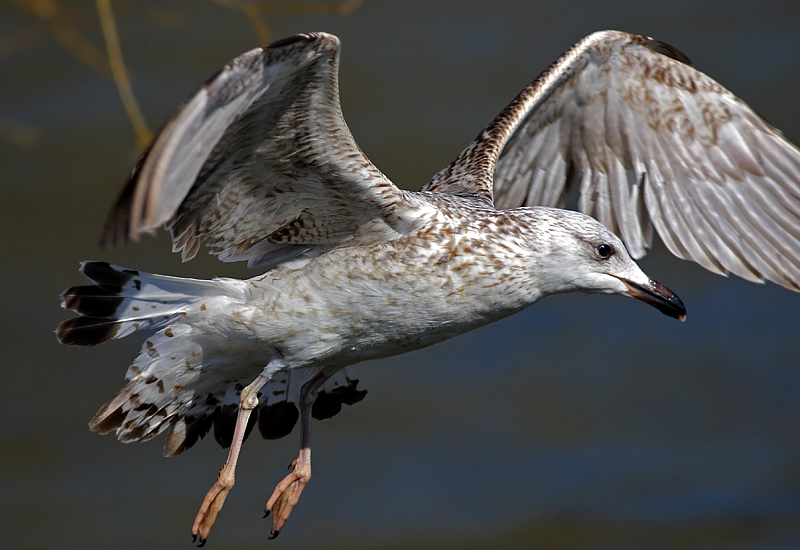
[99,192,134,249]
[640,35,692,66]
[266,32,339,51]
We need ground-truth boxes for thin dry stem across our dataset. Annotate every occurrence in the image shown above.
[95,0,153,149]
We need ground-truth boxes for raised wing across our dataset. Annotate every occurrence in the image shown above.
[428,30,800,291]
[102,32,419,268]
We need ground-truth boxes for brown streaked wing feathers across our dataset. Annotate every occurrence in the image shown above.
[102,32,420,269]
[426,30,800,291]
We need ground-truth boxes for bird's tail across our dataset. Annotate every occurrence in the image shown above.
[57,261,367,456]
[57,261,242,346]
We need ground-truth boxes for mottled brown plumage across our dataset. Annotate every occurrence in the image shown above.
[58,30,800,543]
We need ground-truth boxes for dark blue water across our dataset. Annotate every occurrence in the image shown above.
[2,1,799,548]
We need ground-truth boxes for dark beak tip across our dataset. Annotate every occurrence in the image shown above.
[669,292,687,322]
[622,277,686,321]
[663,292,687,322]
[671,308,687,322]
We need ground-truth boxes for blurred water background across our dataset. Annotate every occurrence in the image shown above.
[2,1,800,548]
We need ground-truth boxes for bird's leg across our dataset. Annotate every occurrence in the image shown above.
[191,371,271,546]
[264,368,333,538]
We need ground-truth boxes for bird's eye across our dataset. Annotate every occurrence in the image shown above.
[597,243,614,259]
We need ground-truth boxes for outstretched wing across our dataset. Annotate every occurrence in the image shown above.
[425,30,800,291]
[103,32,420,268]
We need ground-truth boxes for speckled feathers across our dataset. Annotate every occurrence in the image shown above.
[59,30,800,459]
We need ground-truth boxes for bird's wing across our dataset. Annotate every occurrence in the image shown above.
[102,33,421,268]
[426,30,800,290]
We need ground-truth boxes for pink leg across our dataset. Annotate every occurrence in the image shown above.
[191,372,270,546]
[264,369,333,538]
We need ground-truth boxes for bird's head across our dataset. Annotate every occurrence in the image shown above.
[528,208,686,321]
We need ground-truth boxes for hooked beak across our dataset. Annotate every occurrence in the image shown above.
[618,277,686,321]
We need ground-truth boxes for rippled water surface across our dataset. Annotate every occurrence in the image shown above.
[2,2,800,549]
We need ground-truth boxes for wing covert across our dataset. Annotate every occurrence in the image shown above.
[433,30,800,290]
[102,32,419,268]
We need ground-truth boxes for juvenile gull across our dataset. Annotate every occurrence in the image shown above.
[57,31,800,542]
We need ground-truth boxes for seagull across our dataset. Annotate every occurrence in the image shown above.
[57,30,800,543]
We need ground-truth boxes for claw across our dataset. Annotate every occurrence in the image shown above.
[263,510,271,518]
[197,537,207,548]
[192,533,197,543]
[269,530,280,540]
[265,452,312,538]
